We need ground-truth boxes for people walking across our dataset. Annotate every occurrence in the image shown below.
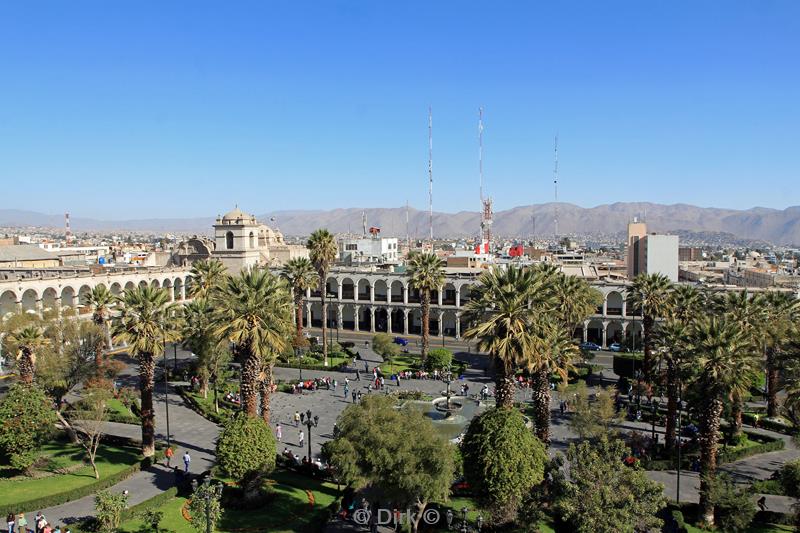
[344,384,349,398]
[7,513,15,533]
[164,446,174,467]
[298,429,304,448]
[16,513,27,533]
[351,391,357,403]
[294,411,301,426]
[183,451,191,473]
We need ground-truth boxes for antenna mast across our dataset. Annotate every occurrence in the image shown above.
[362,211,367,237]
[479,107,493,255]
[553,134,559,242]
[64,212,73,244]
[428,106,434,248]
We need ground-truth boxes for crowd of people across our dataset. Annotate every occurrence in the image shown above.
[6,511,70,533]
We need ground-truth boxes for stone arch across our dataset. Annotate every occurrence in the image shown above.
[586,319,604,345]
[150,279,161,288]
[78,285,92,313]
[41,287,58,312]
[20,288,39,313]
[174,278,184,301]
[390,308,405,334]
[606,291,623,316]
[442,283,457,306]
[408,308,422,335]
[390,280,404,303]
[356,279,370,301]
[341,277,355,300]
[0,290,17,317]
[248,231,255,249]
[184,276,194,297]
[374,307,388,332]
[373,280,388,303]
[61,286,77,308]
[326,277,340,300]
[342,304,356,330]
[624,321,644,349]
[138,280,148,289]
[160,279,172,294]
[110,282,123,297]
[441,310,458,336]
[606,321,624,344]
[458,284,471,306]
[226,231,234,250]
[124,281,136,292]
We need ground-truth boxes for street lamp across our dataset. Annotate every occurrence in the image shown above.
[446,509,454,530]
[460,507,469,533]
[162,343,171,449]
[300,409,319,461]
[295,346,303,381]
[173,342,178,373]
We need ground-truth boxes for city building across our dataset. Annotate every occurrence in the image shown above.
[626,219,679,281]
[0,245,61,268]
[338,231,399,264]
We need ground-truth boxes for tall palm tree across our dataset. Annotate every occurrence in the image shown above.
[463,265,539,409]
[688,315,758,527]
[113,286,179,457]
[213,269,293,419]
[628,273,673,382]
[551,273,603,336]
[7,325,49,384]
[307,229,338,366]
[188,258,227,299]
[758,291,800,417]
[526,317,578,444]
[407,251,445,361]
[181,297,217,398]
[281,257,319,342]
[82,285,115,350]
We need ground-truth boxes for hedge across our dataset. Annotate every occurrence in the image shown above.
[643,432,784,471]
[0,444,164,517]
[742,412,796,435]
[275,361,348,371]
[612,354,644,379]
[176,386,230,425]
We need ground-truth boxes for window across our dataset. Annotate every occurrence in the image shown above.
[249,231,255,249]
[226,231,234,249]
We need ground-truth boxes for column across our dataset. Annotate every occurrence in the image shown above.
[337,283,342,301]
[305,304,312,329]
[455,287,461,308]
[437,286,443,307]
[354,305,360,332]
[369,283,375,303]
[438,311,444,337]
[455,312,461,339]
[369,307,376,332]
[583,320,589,343]
[602,321,609,349]
[403,309,410,335]
[386,310,392,334]
[403,286,408,305]
[621,299,627,317]
[337,305,343,330]
[602,297,607,317]
[169,286,176,302]
[54,296,62,317]
[180,283,186,301]
[35,299,43,316]
[15,300,22,314]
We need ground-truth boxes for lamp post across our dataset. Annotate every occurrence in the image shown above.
[300,409,319,461]
[295,346,303,381]
[446,509,454,530]
[173,342,178,373]
[162,343,171,449]
[460,507,468,533]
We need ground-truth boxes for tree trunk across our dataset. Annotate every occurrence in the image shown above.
[17,349,35,384]
[320,272,328,367]
[766,352,779,417]
[55,410,81,444]
[240,351,261,417]
[213,385,219,414]
[531,368,552,445]
[642,315,654,382]
[102,318,112,351]
[665,358,678,454]
[295,292,305,339]
[139,353,156,457]
[421,290,430,361]
[259,369,272,424]
[494,357,515,409]
[732,394,743,438]
[90,454,99,479]
[410,500,427,533]
[698,398,723,527]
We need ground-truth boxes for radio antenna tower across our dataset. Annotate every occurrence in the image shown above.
[553,134,559,241]
[478,107,493,255]
[361,211,367,237]
[428,106,434,248]
[65,212,73,244]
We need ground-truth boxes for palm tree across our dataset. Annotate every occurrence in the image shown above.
[307,229,338,366]
[628,273,673,382]
[407,251,445,361]
[113,286,179,457]
[526,317,578,444]
[213,269,292,419]
[688,315,758,527]
[82,285,115,350]
[181,298,217,398]
[758,292,800,417]
[551,273,603,336]
[281,257,319,342]
[7,325,49,384]
[189,258,227,299]
[463,265,538,409]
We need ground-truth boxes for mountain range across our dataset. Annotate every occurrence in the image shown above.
[2,203,800,245]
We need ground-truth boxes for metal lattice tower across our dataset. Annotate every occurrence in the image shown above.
[428,106,434,248]
[553,135,559,241]
[478,108,493,254]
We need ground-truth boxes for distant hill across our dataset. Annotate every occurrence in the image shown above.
[2,203,800,245]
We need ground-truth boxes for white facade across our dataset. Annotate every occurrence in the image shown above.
[339,237,399,264]
[642,234,679,281]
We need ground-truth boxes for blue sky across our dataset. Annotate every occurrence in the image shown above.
[1,1,798,219]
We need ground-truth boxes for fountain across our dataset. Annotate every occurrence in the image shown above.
[433,369,463,417]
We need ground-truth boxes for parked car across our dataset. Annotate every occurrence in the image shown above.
[393,337,409,346]
[609,342,623,352]
[579,341,601,351]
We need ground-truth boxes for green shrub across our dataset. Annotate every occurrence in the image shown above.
[706,473,756,532]
[95,490,128,533]
[461,407,547,523]
[777,458,800,497]
[751,478,784,496]
[0,384,57,473]
[425,348,453,371]
[216,413,276,482]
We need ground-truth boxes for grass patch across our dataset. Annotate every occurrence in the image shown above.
[0,442,141,508]
[380,354,422,375]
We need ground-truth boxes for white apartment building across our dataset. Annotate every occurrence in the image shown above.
[339,236,399,264]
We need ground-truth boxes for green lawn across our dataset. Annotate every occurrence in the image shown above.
[380,354,421,375]
[0,442,141,507]
[117,469,339,533]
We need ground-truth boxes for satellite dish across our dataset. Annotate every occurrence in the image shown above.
[270,217,276,222]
